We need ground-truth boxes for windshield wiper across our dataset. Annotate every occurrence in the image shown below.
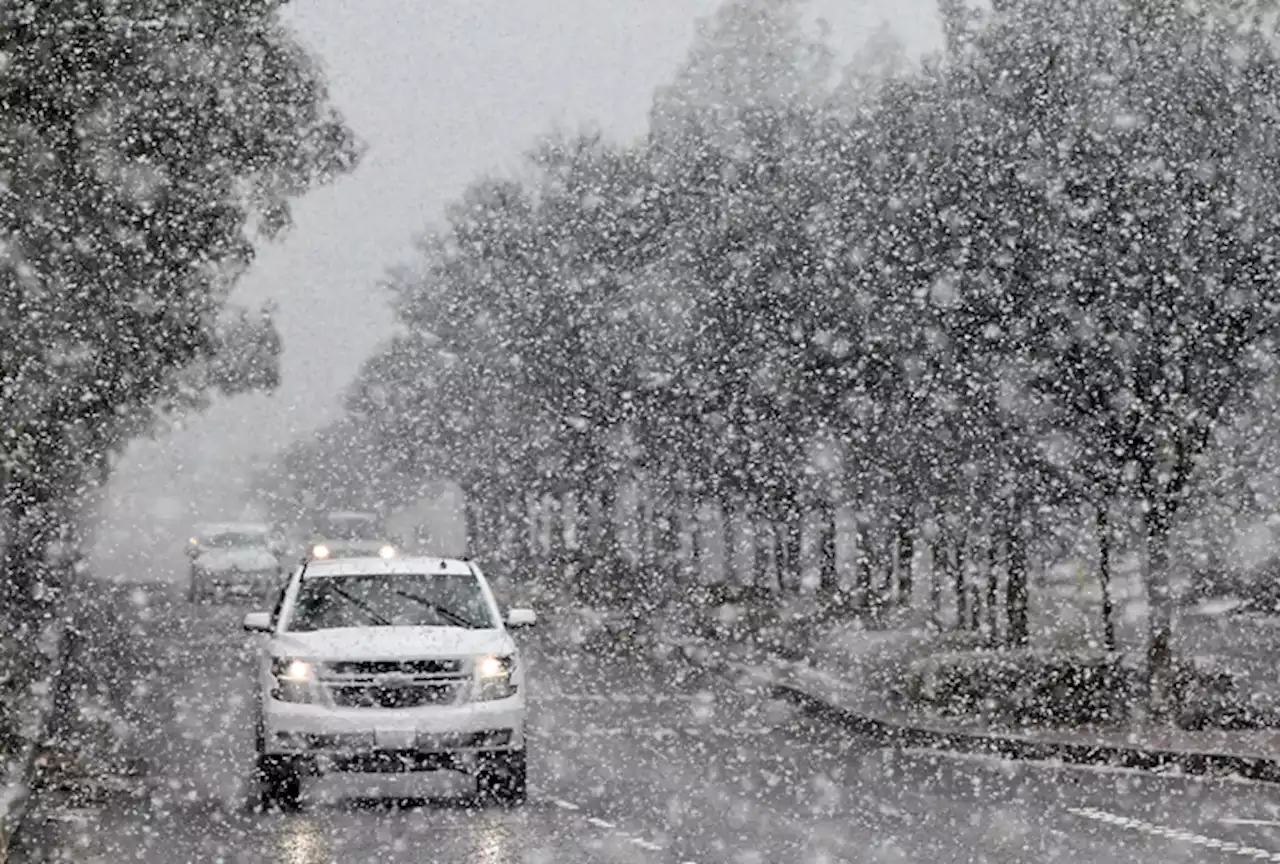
[327,585,393,626]
[393,590,479,629]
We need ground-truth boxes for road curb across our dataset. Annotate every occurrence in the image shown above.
[674,638,1280,786]
[771,682,1280,784]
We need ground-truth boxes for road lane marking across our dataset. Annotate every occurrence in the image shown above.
[1223,819,1280,828]
[1069,806,1280,861]
[551,797,673,856]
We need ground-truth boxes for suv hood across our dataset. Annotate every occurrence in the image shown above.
[195,548,278,572]
[271,626,512,661]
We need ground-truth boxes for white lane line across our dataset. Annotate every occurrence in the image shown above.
[1069,807,1280,861]
[554,798,670,855]
[1223,819,1280,828]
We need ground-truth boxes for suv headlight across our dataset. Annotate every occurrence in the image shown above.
[270,656,316,703]
[475,654,517,701]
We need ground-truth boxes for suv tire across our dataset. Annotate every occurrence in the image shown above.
[476,749,526,807]
[254,723,301,811]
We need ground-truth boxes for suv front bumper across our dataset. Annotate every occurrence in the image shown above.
[261,694,526,772]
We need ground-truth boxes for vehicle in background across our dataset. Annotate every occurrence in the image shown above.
[307,538,398,562]
[311,510,386,543]
[242,555,537,809]
[303,509,400,562]
[188,522,286,603]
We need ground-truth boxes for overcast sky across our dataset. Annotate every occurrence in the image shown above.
[94,0,943,573]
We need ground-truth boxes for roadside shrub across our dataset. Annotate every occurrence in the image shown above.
[903,649,1138,726]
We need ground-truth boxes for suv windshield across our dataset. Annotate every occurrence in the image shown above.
[203,532,268,550]
[285,573,495,632]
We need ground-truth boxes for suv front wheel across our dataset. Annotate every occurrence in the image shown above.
[476,749,526,806]
[254,722,301,811]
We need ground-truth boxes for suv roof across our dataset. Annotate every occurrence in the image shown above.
[300,556,475,578]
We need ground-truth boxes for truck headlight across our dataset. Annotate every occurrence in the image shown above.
[275,658,312,681]
[270,657,316,703]
[475,654,516,701]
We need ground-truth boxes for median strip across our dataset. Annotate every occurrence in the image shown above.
[677,636,1280,786]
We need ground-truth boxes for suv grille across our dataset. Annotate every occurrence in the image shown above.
[323,659,462,677]
[328,682,462,709]
[316,658,470,709]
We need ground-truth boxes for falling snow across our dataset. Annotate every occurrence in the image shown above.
[6,0,1280,861]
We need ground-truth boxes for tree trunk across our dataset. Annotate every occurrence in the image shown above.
[879,526,895,607]
[1097,499,1116,653]
[815,496,838,600]
[753,505,772,590]
[855,519,873,614]
[1005,512,1029,647]
[929,535,943,627]
[985,532,999,642]
[523,491,539,565]
[547,493,568,595]
[635,493,651,572]
[896,506,914,606]
[1144,496,1175,719]
[686,494,702,585]
[779,496,803,594]
[951,533,967,630]
[596,482,619,574]
[722,494,746,591]
[464,491,480,560]
[663,496,683,589]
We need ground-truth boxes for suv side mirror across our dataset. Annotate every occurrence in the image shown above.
[505,608,537,629]
[242,612,273,633]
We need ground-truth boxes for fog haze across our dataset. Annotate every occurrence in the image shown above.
[93,0,942,575]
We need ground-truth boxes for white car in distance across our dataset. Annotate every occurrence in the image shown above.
[242,556,536,809]
[188,522,285,603]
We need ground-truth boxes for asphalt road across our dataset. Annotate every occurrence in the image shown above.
[11,581,1280,863]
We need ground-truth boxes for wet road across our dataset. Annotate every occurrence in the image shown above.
[11,581,1280,863]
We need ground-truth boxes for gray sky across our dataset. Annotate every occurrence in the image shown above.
[94,0,942,574]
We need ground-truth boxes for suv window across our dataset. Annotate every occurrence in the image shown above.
[285,573,495,632]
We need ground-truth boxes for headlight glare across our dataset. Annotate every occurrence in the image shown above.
[272,657,312,681]
[270,657,316,703]
[475,654,516,701]
[478,655,508,678]
[378,544,396,559]
[311,544,330,559]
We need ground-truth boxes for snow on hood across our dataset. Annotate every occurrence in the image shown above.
[271,626,513,661]
[195,547,279,572]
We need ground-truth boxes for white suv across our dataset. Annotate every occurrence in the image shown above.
[242,556,536,809]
